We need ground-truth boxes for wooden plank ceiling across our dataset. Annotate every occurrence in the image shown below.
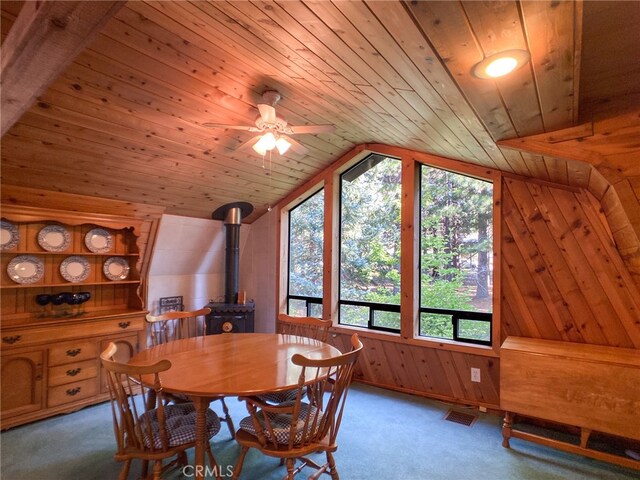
[1,1,638,222]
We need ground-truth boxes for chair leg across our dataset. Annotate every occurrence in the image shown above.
[119,460,132,480]
[140,459,149,479]
[152,460,162,480]
[326,452,339,480]
[219,397,236,438]
[232,446,249,479]
[284,458,295,480]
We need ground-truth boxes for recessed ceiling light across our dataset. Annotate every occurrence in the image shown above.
[473,50,531,79]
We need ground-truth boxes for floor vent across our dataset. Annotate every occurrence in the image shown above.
[444,409,478,427]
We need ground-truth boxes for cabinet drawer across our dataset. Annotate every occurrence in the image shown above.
[1,315,145,349]
[49,340,97,366]
[48,359,98,387]
[47,378,98,408]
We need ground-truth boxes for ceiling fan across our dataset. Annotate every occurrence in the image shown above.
[203,90,335,155]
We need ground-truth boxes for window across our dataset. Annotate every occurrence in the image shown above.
[287,189,324,317]
[419,165,493,345]
[339,154,401,332]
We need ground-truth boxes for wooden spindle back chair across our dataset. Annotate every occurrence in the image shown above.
[100,342,220,480]
[260,314,333,405]
[145,306,236,438]
[232,334,363,480]
[146,307,211,346]
[276,313,332,342]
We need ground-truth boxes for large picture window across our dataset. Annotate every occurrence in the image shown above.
[419,165,493,345]
[287,189,324,317]
[339,154,401,332]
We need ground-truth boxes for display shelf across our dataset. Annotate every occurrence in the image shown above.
[1,280,141,289]
[1,204,153,430]
[1,251,139,256]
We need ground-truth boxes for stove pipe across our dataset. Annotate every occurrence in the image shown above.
[211,202,254,304]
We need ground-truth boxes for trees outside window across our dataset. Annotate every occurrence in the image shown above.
[285,155,494,346]
[420,165,493,345]
[339,155,401,331]
[287,189,324,317]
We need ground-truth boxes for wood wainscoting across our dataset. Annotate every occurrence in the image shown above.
[330,331,500,408]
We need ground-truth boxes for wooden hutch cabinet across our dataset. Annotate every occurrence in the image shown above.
[0,203,157,429]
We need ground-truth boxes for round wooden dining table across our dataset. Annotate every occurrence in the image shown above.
[128,333,342,480]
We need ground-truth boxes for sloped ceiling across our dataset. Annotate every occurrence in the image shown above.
[1,0,638,224]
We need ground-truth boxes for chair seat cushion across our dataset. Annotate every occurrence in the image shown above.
[139,402,220,449]
[258,388,298,404]
[239,402,320,445]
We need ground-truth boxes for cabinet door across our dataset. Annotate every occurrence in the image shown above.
[99,334,139,393]
[1,350,44,420]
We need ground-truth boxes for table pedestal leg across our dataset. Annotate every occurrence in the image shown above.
[192,396,211,480]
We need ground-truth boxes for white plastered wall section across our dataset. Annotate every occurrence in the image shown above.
[147,213,248,313]
[146,211,277,332]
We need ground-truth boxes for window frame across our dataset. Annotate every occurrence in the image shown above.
[285,187,325,318]
[337,153,402,334]
[417,164,494,347]
[277,146,502,356]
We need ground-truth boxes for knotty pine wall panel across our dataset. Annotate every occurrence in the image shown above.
[329,333,500,407]
[501,178,640,348]
[328,176,639,409]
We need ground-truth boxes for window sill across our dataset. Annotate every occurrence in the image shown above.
[329,324,499,358]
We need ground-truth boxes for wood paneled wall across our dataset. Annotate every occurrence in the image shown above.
[501,177,640,348]
[331,332,500,408]
[328,175,640,409]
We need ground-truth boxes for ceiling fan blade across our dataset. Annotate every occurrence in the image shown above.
[288,124,336,134]
[257,103,276,123]
[283,135,308,155]
[202,123,260,132]
[234,135,260,151]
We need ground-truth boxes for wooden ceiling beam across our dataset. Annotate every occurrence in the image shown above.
[497,122,604,166]
[0,0,125,136]
[498,109,640,166]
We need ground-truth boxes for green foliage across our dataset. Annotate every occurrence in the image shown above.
[340,157,402,303]
[289,189,324,298]
[420,165,494,318]
[288,156,494,342]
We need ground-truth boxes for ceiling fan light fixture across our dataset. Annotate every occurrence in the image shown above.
[260,132,277,150]
[276,137,291,155]
[253,132,277,155]
[473,49,530,79]
[252,142,268,156]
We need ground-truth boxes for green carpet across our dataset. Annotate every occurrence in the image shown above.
[1,383,637,479]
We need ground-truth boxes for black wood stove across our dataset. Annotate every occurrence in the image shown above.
[205,202,255,334]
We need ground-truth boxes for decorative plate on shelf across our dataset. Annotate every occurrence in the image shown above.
[1,220,19,250]
[7,255,44,284]
[60,256,91,283]
[103,256,130,281]
[37,225,70,252]
[84,228,112,253]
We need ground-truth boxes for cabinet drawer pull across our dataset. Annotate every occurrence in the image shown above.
[2,335,21,345]
[66,387,81,396]
[66,368,81,377]
[66,348,82,357]
[118,321,131,329]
